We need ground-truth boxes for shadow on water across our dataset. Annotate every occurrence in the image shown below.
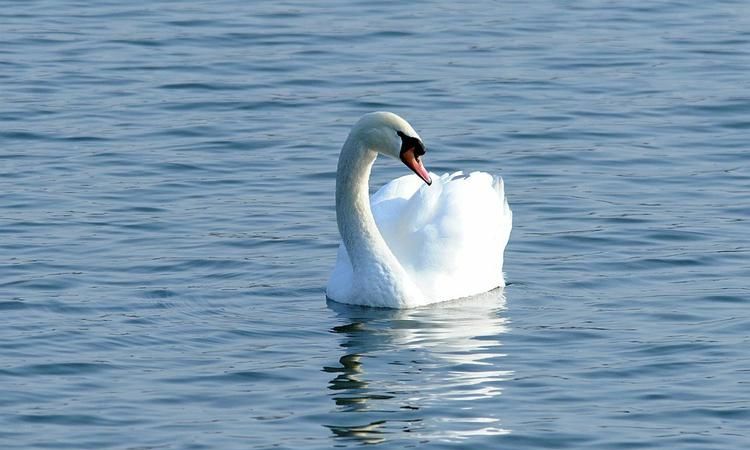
[323,289,512,446]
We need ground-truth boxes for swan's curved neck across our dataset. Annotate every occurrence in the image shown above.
[335,135,407,291]
[336,137,386,266]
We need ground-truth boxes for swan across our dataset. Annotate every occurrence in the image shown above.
[326,112,512,308]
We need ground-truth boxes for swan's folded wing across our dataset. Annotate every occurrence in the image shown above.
[374,171,512,302]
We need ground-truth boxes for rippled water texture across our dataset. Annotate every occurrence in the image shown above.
[2,1,749,449]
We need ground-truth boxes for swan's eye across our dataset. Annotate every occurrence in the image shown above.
[397,131,425,157]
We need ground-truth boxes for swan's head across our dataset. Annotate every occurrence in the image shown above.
[351,111,432,185]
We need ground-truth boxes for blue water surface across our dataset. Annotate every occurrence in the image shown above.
[1,1,749,449]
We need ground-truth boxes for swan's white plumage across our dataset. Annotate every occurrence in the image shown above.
[326,112,512,308]
[328,171,511,307]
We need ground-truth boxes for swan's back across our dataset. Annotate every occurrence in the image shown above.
[330,171,511,305]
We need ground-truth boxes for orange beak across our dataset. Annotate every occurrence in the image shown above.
[400,147,432,185]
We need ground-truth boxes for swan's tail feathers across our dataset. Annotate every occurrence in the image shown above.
[492,175,507,201]
[493,175,513,222]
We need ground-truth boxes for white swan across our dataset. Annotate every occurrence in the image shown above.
[326,112,512,308]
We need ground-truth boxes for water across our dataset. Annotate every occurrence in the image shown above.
[1,0,749,448]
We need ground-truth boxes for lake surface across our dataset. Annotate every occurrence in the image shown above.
[2,1,749,448]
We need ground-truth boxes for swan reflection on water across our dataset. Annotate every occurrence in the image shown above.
[324,289,512,445]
